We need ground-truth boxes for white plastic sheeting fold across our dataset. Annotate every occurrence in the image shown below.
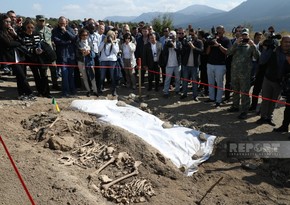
[70,100,216,176]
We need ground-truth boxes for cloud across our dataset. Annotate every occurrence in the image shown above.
[60,4,86,19]
[32,3,42,12]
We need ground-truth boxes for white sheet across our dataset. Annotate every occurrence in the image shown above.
[70,100,216,176]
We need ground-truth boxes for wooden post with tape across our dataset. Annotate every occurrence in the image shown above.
[137,58,142,99]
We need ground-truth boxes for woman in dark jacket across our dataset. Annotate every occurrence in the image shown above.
[0,14,34,100]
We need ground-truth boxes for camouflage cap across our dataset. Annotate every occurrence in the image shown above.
[36,15,45,21]
[241,28,249,35]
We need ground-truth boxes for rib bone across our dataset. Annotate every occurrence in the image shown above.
[102,161,142,190]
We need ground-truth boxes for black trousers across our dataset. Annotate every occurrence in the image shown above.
[199,61,208,93]
[12,64,32,96]
[251,65,266,108]
[49,63,58,86]
[148,62,160,89]
[93,54,102,93]
[282,97,290,127]
[30,65,50,96]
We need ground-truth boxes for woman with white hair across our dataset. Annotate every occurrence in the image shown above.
[98,30,119,96]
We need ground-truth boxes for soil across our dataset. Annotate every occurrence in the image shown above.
[0,72,290,205]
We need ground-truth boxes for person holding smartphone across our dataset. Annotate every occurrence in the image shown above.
[227,28,261,119]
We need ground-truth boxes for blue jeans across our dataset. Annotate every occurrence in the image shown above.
[100,61,117,93]
[182,66,199,97]
[163,66,181,94]
[207,64,226,103]
[60,59,75,96]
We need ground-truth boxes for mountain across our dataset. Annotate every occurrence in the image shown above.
[176,4,224,16]
[187,0,290,31]
[104,16,136,22]
[131,12,163,23]
[105,5,225,24]
[105,0,290,32]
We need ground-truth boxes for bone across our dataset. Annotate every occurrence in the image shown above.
[88,156,115,179]
[115,152,131,168]
[106,147,115,154]
[81,139,94,147]
[99,175,113,183]
[102,161,142,190]
[58,156,76,166]
[96,145,108,158]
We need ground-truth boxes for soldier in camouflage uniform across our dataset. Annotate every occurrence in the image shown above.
[227,28,260,119]
[35,15,60,90]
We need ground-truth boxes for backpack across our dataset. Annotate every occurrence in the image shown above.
[38,41,57,64]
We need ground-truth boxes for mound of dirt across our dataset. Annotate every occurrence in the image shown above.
[19,108,186,204]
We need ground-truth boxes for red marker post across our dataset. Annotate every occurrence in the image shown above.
[137,58,142,99]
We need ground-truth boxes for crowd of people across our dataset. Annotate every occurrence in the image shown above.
[1,10,290,135]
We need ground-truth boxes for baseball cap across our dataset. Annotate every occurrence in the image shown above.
[36,15,45,21]
[241,28,249,35]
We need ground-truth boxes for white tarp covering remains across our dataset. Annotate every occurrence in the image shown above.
[70,100,216,176]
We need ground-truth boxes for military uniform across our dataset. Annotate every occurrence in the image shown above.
[227,39,260,113]
[35,15,59,89]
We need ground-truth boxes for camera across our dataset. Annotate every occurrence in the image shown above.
[204,26,218,46]
[205,34,216,46]
[263,33,282,49]
[185,35,192,43]
[106,36,112,43]
[242,38,249,43]
[165,38,174,48]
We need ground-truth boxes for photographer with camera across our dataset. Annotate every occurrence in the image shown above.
[256,35,288,126]
[162,30,182,98]
[180,28,204,101]
[205,25,231,108]
[98,30,119,96]
[227,28,260,119]
[250,28,281,110]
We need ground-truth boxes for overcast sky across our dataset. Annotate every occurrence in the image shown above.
[2,0,245,20]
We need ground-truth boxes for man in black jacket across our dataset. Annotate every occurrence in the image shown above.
[143,33,162,91]
[180,29,204,101]
[52,16,77,97]
[256,36,290,126]
[272,36,290,132]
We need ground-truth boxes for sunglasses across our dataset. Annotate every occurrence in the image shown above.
[178,33,184,35]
